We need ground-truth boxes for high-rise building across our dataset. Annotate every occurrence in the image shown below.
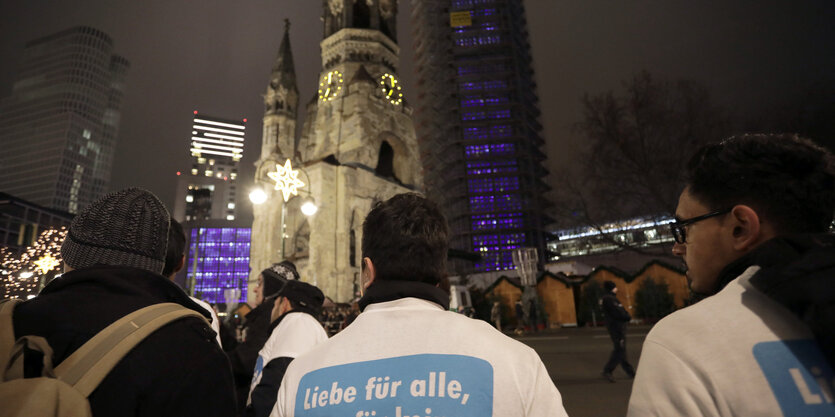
[411,0,552,273]
[0,26,129,214]
[172,112,246,222]
[171,112,249,306]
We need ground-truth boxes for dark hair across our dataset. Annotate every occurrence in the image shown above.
[686,133,835,235]
[162,219,186,276]
[361,193,449,286]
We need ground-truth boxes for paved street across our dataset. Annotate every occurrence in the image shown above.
[514,325,650,417]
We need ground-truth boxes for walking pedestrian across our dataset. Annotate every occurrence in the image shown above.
[514,299,526,334]
[491,301,502,332]
[600,280,635,382]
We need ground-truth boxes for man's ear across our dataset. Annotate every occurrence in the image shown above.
[174,254,186,274]
[729,205,768,252]
[362,257,376,289]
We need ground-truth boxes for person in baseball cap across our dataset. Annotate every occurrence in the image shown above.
[270,280,325,321]
[247,280,327,417]
[228,260,301,414]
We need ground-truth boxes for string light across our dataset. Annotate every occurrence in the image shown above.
[2,227,67,299]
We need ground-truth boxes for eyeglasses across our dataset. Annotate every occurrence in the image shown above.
[669,208,732,244]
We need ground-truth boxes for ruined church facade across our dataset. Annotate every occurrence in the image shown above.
[250,1,422,303]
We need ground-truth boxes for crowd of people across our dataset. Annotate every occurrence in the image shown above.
[0,132,833,417]
[318,303,358,336]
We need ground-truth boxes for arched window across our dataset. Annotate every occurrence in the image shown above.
[353,0,371,28]
[349,210,360,267]
[375,141,398,181]
[294,220,310,259]
[349,229,356,267]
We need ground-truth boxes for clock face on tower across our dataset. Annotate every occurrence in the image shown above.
[380,73,403,105]
[318,70,344,101]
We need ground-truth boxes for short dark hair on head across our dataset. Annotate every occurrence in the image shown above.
[362,193,449,286]
[162,219,186,276]
[686,133,835,234]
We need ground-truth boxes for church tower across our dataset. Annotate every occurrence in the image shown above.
[261,19,298,161]
[250,20,302,304]
[250,1,423,303]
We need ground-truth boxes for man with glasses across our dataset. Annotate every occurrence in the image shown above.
[628,134,835,416]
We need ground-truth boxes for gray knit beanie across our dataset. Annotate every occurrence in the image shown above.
[61,187,171,274]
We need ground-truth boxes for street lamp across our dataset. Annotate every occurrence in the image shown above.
[300,197,318,216]
[249,188,267,205]
[251,158,318,259]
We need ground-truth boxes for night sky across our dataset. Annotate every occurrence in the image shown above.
[1,1,833,222]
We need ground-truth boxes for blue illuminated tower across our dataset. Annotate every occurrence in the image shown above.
[411,0,552,273]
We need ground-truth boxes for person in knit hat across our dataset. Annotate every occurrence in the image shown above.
[10,187,237,417]
[227,260,300,415]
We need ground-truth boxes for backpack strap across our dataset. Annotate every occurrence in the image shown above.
[54,303,207,397]
[0,299,23,380]
[2,335,57,381]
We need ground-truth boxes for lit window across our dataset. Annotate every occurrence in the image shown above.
[186,195,194,203]
[83,129,91,139]
[191,168,198,175]
[205,170,213,177]
[227,202,236,209]
[226,215,235,221]
[197,157,206,164]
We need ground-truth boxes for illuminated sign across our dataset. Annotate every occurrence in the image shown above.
[450,11,472,27]
[190,115,246,160]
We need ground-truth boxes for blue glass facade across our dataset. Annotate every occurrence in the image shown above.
[186,227,250,304]
[413,0,552,272]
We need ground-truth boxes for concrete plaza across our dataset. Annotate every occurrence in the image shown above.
[515,325,649,417]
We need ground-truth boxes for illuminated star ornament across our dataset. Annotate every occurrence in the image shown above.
[34,255,61,274]
[267,159,305,202]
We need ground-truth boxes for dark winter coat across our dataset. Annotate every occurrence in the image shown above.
[13,265,237,417]
[226,299,274,415]
[601,291,631,335]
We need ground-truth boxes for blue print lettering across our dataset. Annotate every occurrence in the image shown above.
[753,340,835,416]
[294,354,493,416]
[302,381,358,408]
